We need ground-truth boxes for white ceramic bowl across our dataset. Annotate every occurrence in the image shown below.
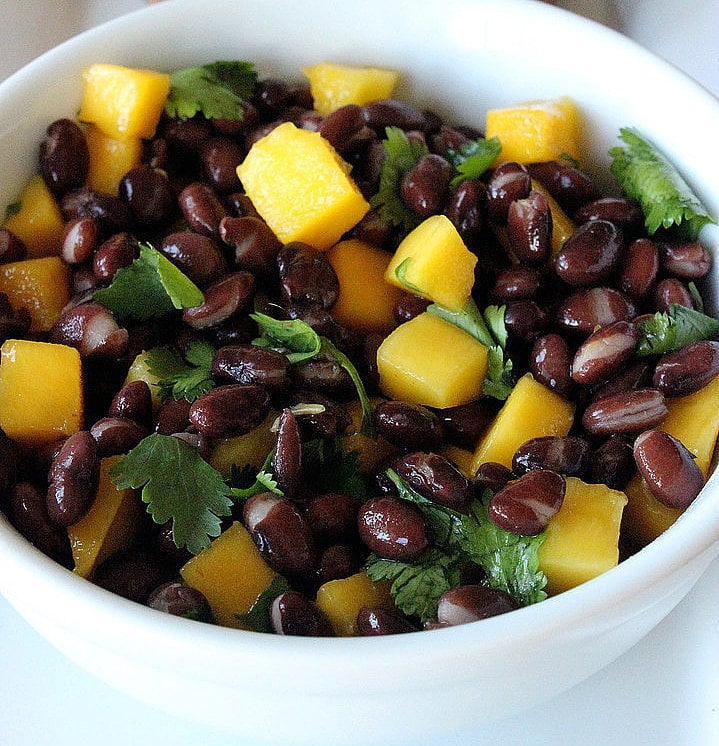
[1,1,719,744]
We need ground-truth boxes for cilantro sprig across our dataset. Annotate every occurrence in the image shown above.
[610,127,716,240]
[369,126,428,232]
[366,471,547,622]
[109,433,233,555]
[145,340,216,403]
[93,243,204,322]
[446,136,502,187]
[636,303,719,357]
[165,60,258,121]
[251,312,375,437]
[427,299,514,400]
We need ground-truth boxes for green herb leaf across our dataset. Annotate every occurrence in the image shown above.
[227,449,284,501]
[109,433,233,555]
[393,257,423,294]
[251,312,322,363]
[145,340,216,403]
[235,575,291,633]
[165,60,258,121]
[609,127,716,240]
[447,136,502,187]
[365,550,462,623]
[3,200,21,219]
[456,499,547,607]
[427,299,514,400]
[636,303,719,357]
[369,126,427,231]
[93,243,204,322]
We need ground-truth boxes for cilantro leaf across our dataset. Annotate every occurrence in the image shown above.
[251,312,322,363]
[636,303,719,357]
[365,550,462,623]
[447,136,502,187]
[4,200,21,219]
[165,60,257,121]
[93,243,204,322]
[369,126,428,232]
[235,575,290,633]
[609,127,715,240]
[251,312,375,437]
[227,449,284,501]
[427,299,514,400]
[456,500,547,607]
[109,433,233,555]
[145,340,216,403]
[304,438,367,501]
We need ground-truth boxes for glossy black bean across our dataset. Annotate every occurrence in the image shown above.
[491,265,542,302]
[46,431,100,527]
[49,302,129,358]
[147,581,214,622]
[177,181,228,239]
[652,340,719,396]
[436,399,496,450]
[93,548,173,603]
[183,271,256,330]
[527,161,600,214]
[159,231,228,287]
[530,333,573,397]
[512,436,591,478]
[61,218,98,265]
[556,287,635,335]
[575,196,644,234]
[658,241,712,279]
[286,389,352,439]
[488,469,565,535]
[372,400,444,451]
[582,388,668,436]
[357,495,429,561]
[90,416,148,456]
[652,277,694,311]
[507,189,552,265]
[219,215,282,275]
[0,228,27,264]
[189,384,270,438]
[154,398,192,436]
[486,162,531,224]
[571,320,639,386]
[212,343,290,392]
[590,434,635,490]
[270,591,335,636]
[472,461,513,496]
[392,451,473,513]
[555,219,624,286]
[200,136,244,192]
[356,607,418,635]
[39,118,89,196]
[393,293,430,324]
[291,356,355,399]
[400,153,452,217]
[435,585,517,626]
[304,492,359,543]
[273,409,303,501]
[243,492,317,575]
[61,187,132,235]
[361,99,431,132]
[119,165,176,226]
[277,242,339,309]
[504,300,550,341]
[93,232,139,281]
[109,380,153,428]
[617,237,659,300]
[444,178,486,244]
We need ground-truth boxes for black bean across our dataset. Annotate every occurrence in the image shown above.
[658,241,712,279]
[571,320,639,386]
[0,228,27,264]
[270,591,335,636]
[90,416,148,456]
[93,232,139,281]
[39,118,89,197]
[400,153,452,217]
[277,242,339,309]
[392,451,473,513]
[527,161,600,215]
[189,384,270,438]
[617,238,659,299]
[159,231,228,287]
[488,469,565,535]
[219,215,282,276]
[357,495,429,561]
[177,181,228,239]
[93,548,173,603]
[49,302,129,358]
[435,585,517,626]
[272,408,303,500]
[46,431,100,527]
[212,343,290,392]
[555,219,624,286]
[109,380,153,428]
[119,165,176,226]
[530,333,573,397]
[356,607,418,635]
[582,388,668,436]
[373,400,444,451]
[486,162,531,224]
[147,581,214,622]
[507,189,552,265]
[575,196,644,234]
[183,272,256,330]
[444,178,486,243]
[200,136,244,192]
[512,436,591,478]
[652,340,719,396]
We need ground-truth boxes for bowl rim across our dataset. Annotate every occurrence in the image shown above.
[1,0,719,687]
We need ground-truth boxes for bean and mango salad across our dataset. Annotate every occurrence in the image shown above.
[0,60,717,636]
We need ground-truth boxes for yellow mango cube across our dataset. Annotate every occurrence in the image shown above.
[470,373,575,473]
[0,256,70,333]
[68,456,143,579]
[180,521,278,629]
[303,62,399,116]
[85,124,143,196]
[485,96,580,165]
[538,477,627,595]
[2,175,65,258]
[623,373,719,546]
[315,571,394,636]
[0,339,82,445]
[326,238,403,334]
[236,121,370,250]
[385,215,477,311]
[78,63,170,141]
[377,312,489,409]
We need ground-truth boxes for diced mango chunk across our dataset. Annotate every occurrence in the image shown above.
[85,123,143,196]
[470,373,575,473]
[0,256,70,332]
[180,522,277,629]
[0,339,82,445]
[315,571,394,636]
[538,477,627,595]
[385,215,477,311]
[377,312,489,409]
[485,96,580,165]
[209,409,277,479]
[303,62,399,116]
[68,456,143,579]
[236,121,369,250]
[326,238,403,334]
[623,373,719,546]
[2,175,65,258]
[78,63,170,141]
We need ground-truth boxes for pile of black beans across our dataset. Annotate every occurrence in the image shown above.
[0,70,716,637]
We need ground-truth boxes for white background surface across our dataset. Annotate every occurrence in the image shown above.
[0,1,718,744]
